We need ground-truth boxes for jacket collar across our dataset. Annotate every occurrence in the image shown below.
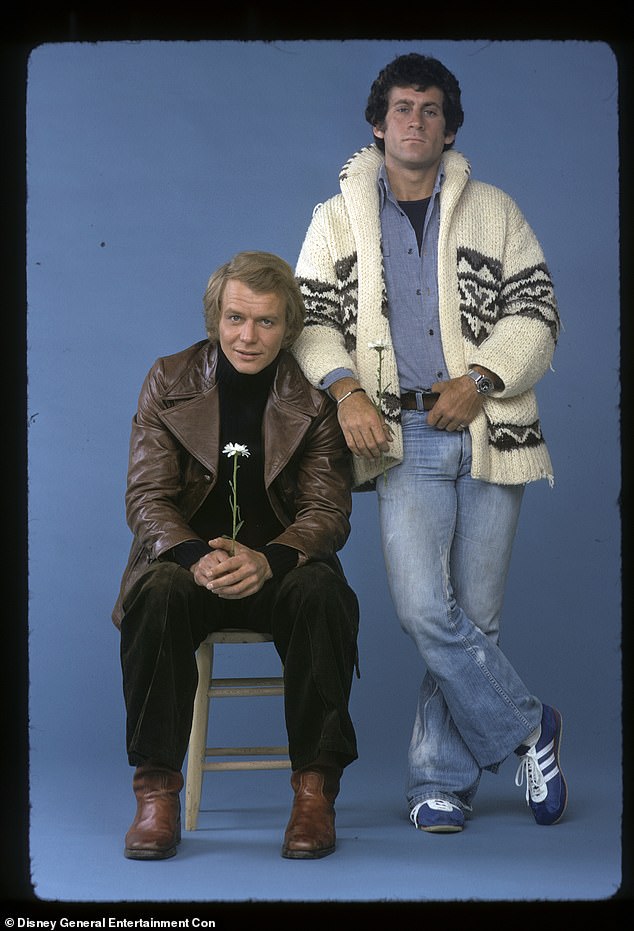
[158,342,320,484]
[339,143,470,184]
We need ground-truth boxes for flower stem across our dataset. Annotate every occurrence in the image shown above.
[230,454,240,556]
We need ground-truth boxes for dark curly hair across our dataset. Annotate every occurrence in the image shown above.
[365,53,464,153]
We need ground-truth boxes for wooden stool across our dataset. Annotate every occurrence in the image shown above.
[184,629,291,831]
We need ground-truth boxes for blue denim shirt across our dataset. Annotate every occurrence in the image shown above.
[320,162,449,395]
[379,163,448,393]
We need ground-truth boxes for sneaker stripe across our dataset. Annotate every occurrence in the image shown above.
[543,765,560,784]
[536,739,555,759]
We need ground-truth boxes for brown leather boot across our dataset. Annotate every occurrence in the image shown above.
[124,762,184,860]
[281,767,341,859]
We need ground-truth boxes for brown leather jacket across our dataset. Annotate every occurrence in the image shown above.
[112,341,353,627]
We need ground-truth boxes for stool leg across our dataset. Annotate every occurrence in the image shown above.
[185,640,213,831]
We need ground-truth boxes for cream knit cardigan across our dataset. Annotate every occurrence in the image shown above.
[292,144,560,489]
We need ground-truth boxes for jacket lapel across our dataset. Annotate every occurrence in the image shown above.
[263,352,317,486]
[263,396,311,488]
[159,386,220,477]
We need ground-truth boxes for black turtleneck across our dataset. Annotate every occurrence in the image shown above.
[166,345,299,579]
[399,196,430,253]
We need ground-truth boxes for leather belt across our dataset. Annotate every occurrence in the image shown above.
[400,391,439,411]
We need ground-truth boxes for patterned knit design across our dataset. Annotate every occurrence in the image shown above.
[457,248,503,345]
[293,145,560,489]
[457,248,559,348]
[489,419,543,451]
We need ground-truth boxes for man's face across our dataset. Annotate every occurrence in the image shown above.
[218,279,286,374]
[373,85,455,174]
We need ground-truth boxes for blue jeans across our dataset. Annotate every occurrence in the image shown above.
[377,412,542,811]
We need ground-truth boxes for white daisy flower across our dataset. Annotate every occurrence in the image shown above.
[222,443,250,458]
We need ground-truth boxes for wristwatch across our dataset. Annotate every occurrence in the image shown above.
[466,370,495,394]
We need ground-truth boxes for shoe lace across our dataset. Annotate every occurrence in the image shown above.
[409,798,458,825]
[515,746,546,804]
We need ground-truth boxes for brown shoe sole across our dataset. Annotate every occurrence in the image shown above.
[124,843,178,860]
[281,843,335,859]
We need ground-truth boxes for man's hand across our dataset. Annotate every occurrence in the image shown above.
[191,538,273,599]
[427,375,486,431]
[331,378,392,459]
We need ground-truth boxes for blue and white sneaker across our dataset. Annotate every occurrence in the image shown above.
[410,799,465,833]
[515,705,568,825]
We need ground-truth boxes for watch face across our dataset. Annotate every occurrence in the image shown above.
[467,370,493,393]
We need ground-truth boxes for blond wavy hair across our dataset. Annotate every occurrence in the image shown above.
[203,251,305,348]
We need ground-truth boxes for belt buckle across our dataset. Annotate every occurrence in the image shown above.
[415,390,433,412]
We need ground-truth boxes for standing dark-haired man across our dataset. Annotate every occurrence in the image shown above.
[293,53,567,833]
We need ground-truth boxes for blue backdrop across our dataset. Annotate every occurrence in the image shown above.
[24,40,621,905]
